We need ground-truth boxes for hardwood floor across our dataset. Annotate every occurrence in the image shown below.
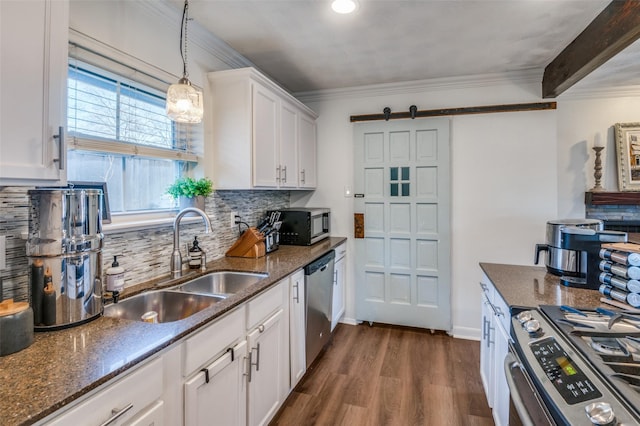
[271,323,494,426]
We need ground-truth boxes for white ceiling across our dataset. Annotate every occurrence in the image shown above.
[176,0,638,95]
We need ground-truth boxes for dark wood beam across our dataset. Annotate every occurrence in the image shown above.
[542,0,640,98]
[349,102,556,123]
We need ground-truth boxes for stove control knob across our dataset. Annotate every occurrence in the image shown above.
[585,401,616,426]
[516,311,532,324]
[524,319,544,337]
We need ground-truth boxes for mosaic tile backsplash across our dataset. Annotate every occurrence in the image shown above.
[0,187,290,302]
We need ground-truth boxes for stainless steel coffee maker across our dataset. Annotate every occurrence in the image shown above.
[26,188,104,330]
[535,219,603,277]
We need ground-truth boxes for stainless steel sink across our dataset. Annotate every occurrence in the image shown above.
[103,290,225,323]
[177,271,268,296]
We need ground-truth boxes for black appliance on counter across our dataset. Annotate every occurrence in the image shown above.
[267,208,330,246]
[559,227,627,289]
[507,305,640,425]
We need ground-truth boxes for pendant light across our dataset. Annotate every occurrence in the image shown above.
[166,0,203,123]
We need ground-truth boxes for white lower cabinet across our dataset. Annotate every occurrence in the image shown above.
[479,274,510,426]
[289,269,306,389]
[182,307,246,426]
[331,243,347,331]
[246,280,289,426]
[184,340,247,426]
[43,356,164,426]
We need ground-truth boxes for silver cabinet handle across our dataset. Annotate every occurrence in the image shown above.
[293,282,300,303]
[246,353,253,382]
[99,403,133,426]
[53,126,65,170]
[479,282,488,292]
[334,270,338,285]
[301,169,306,184]
[276,166,281,183]
[494,306,504,318]
[248,342,261,381]
[282,165,287,183]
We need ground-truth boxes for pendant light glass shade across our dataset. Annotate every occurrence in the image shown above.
[166,77,203,123]
[166,0,203,124]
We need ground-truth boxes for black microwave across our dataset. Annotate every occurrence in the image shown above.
[270,208,330,245]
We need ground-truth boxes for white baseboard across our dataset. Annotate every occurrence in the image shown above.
[450,325,481,341]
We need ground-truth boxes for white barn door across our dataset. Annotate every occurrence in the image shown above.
[354,118,451,330]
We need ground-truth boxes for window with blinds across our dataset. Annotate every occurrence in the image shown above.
[66,42,202,216]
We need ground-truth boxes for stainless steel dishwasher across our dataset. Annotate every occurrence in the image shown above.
[304,250,335,368]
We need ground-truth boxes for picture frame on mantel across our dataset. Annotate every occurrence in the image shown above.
[615,122,640,191]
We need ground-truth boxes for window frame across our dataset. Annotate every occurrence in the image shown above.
[67,30,204,232]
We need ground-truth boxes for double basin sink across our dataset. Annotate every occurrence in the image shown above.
[103,271,268,323]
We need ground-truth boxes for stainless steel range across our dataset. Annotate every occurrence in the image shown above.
[509,305,640,425]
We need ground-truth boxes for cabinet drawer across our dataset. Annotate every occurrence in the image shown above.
[247,281,285,330]
[183,307,245,375]
[45,356,163,426]
[493,290,510,334]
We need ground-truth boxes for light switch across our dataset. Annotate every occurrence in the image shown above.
[0,236,5,270]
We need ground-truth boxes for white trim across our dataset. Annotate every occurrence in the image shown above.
[558,85,640,100]
[103,211,202,234]
[294,68,544,103]
[451,325,481,341]
[68,136,201,163]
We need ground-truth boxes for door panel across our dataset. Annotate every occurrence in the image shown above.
[354,118,451,330]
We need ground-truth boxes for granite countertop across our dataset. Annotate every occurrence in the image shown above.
[0,237,346,426]
[479,262,605,310]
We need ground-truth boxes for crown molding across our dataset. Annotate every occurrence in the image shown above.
[558,85,640,100]
[294,69,544,103]
[138,0,255,70]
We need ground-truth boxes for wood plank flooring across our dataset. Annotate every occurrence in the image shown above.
[271,323,494,426]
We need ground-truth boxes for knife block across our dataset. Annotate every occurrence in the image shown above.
[225,227,266,258]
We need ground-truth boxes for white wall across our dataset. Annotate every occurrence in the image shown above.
[557,94,640,218]
[296,74,559,338]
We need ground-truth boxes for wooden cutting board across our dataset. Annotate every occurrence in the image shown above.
[602,242,640,253]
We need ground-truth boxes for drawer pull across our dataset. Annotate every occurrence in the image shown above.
[53,126,65,170]
[99,403,133,426]
[227,347,235,362]
[201,367,210,384]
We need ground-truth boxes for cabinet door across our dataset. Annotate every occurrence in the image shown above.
[479,284,494,408]
[279,100,298,188]
[298,113,317,188]
[252,82,279,188]
[184,340,247,426]
[331,255,346,331]
[247,308,288,426]
[0,0,68,185]
[289,270,306,389]
[493,321,510,426]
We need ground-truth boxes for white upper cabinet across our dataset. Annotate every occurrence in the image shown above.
[0,0,68,186]
[297,112,317,188]
[207,67,318,190]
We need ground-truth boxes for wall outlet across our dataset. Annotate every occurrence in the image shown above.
[230,212,238,228]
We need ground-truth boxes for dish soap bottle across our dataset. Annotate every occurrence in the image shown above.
[106,256,125,293]
[189,236,202,269]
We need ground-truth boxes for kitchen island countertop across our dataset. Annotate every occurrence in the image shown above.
[479,262,605,310]
[0,237,346,426]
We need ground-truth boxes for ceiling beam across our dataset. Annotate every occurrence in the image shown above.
[542,0,640,98]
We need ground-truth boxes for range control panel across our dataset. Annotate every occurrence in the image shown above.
[511,309,640,425]
[530,337,602,404]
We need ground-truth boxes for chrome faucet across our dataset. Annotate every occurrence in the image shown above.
[171,207,212,278]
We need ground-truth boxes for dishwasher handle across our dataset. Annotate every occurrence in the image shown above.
[304,250,336,275]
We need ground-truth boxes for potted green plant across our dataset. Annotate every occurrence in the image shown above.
[166,177,213,211]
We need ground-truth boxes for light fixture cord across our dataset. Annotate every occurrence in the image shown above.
[180,0,190,79]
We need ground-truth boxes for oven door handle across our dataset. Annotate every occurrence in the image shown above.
[504,352,538,426]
